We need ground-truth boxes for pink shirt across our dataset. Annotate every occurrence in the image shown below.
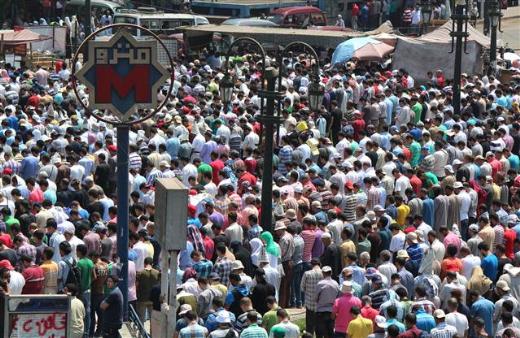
[443,231,461,252]
[301,229,316,263]
[332,293,362,333]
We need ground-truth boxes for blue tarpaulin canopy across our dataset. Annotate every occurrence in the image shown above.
[331,37,392,65]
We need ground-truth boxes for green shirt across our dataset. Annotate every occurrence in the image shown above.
[409,141,421,167]
[412,102,422,124]
[77,257,94,292]
[197,163,213,176]
[5,216,20,233]
[423,171,439,188]
[262,306,279,333]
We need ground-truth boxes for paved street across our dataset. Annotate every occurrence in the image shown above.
[476,6,520,50]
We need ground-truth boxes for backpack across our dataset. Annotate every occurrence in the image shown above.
[64,259,82,291]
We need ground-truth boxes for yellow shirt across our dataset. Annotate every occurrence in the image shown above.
[340,240,357,267]
[40,260,58,294]
[347,315,373,338]
[70,296,86,338]
[396,204,410,227]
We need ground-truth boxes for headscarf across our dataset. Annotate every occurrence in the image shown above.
[467,266,492,295]
[250,238,264,267]
[187,224,205,256]
[260,231,280,258]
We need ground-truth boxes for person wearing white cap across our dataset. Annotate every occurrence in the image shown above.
[331,281,362,337]
[315,265,339,338]
[209,311,237,338]
[430,309,457,338]
[493,280,520,324]
[466,223,483,257]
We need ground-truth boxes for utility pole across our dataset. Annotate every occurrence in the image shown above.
[450,4,469,116]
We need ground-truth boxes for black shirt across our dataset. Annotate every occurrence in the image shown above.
[102,286,123,329]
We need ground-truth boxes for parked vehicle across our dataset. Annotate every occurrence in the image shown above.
[65,0,123,16]
[267,6,327,28]
[113,7,209,36]
[222,18,279,27]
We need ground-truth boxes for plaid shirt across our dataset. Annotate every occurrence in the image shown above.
[193,259,213,279]
[179,322,208,338]
[17,242,37,261]
[240,323,268,338]
[214,257,233,286]
[3,159,20,175]
[300,268,323,312]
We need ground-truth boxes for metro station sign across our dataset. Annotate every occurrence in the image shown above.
[75,29,170,121]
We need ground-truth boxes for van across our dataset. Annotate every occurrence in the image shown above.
[113,7,209,36]
[64,0,123,17]
[267,6,327,28]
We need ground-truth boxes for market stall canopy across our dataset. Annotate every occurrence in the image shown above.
[332,37,394,64]
[392,20,490,82]
[0,29,51,45]
[182,21,394,51]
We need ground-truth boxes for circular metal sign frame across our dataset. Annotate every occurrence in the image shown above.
[71,23,175,126]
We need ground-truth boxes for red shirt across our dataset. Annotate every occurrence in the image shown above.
[361,305,379,330]
[352,119,366,141]
[202,235,215,261]
[504,228,516,259]
[0,233,12,248]
[238,172,257,195]
[210,159,225,184]
[409,175,423,195]
[22,265,44,294]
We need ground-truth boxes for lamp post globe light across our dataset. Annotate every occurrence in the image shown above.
[449,0,470,117]
[223,37,321,232]
[487,0,503,76]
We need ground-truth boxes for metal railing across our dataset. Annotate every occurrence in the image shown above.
[126,304,151,338]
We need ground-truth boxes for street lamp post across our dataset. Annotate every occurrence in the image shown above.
[419,0,433,35]
[449,2,469,116]
[488,0,503,76]
[223,38,322,232]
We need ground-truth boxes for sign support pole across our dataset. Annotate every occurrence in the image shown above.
[116,125,130,321]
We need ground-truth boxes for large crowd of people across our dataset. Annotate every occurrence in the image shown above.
[0,26,519,338]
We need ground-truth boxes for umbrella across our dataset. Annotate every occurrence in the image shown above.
[331,37,394,65]
[353,42,394,61]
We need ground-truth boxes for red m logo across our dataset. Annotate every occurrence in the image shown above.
[95,65,151,103]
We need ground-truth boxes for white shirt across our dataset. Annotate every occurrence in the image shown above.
[394,175,411,200]
[132,241,147,272]
[457,191,471,221]
[445,312,468,337]
[390,231,406,253]
[461,254,480,280]
[9,270,25,295]
[224,223,243,243]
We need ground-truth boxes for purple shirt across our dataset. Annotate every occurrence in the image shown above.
[312,229,325,258]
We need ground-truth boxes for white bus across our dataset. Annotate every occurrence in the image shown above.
[113,7,209,36]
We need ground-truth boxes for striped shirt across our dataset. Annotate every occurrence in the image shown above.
[240,324,268,338]
[343,194,357,223]
[301,230,316,263]
[430,323,457,338]
[301,268,323,312]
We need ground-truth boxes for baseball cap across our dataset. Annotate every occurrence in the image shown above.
[341,281,353,293]
[274,222,287,231]
[232,260,244,270]
[397,249,410,259]
[453,181,463,189]
[406,232,418,244]
[178,304,192,316]
[375,315,387,328]
[371,274,383,284]
[468,224,479,232]
[433,309,446,318]
[216,312,232,324]
[322,266,332,273]
[496,280,511,292]
[209,272,220,280]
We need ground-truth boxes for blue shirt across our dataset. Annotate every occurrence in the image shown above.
[20,155,39,180]
[386,318,406,333]
[165,137,181,160]
[470,297,495,337]
[481,253,498,281]
[415,309,436,333]
[422,198,434,227]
